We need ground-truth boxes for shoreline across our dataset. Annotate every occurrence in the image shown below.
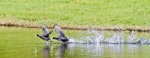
[0,23,150,32]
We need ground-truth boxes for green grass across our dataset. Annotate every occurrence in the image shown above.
[0,0,150,28]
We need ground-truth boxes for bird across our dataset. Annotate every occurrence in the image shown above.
[53,24,69,42]
[36,25,53,42]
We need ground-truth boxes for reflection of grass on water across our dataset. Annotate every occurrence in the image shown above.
[0,27,92,58]
[0,27,42,58]
[0,0,150,30]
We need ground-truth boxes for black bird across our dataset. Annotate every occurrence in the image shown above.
[53,24,69,42]
[36,25,53,42]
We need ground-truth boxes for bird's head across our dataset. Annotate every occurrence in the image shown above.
[53,24,62,31]
[35,34,39,37]
[42,24,48,28]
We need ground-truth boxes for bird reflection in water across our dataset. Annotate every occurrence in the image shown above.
[57,43,68,58]
[42,43,68,58]
[42,44,52,58]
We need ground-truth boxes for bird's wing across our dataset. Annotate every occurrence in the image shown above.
[54,25,65,37]
[42,25,49,36]
[58,31,65,37]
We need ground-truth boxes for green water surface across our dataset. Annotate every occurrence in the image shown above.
[0,27,150,58]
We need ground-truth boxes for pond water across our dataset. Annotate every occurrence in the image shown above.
[0,27,150,58]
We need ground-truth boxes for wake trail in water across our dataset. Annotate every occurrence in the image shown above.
[67,30,150,45]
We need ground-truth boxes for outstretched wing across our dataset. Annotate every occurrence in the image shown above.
[54,25,65,37]
[42,25,49,36]
[54,25,69,42]
[58,31,65,37]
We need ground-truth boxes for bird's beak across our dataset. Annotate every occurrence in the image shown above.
[35,34,38,37]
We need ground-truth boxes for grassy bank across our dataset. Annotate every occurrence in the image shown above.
[0,0,150,30]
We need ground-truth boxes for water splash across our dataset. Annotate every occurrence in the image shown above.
[87,30,104,43]
[105,32,124,44]
[68,30,150,45]
[127,31,136,43]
